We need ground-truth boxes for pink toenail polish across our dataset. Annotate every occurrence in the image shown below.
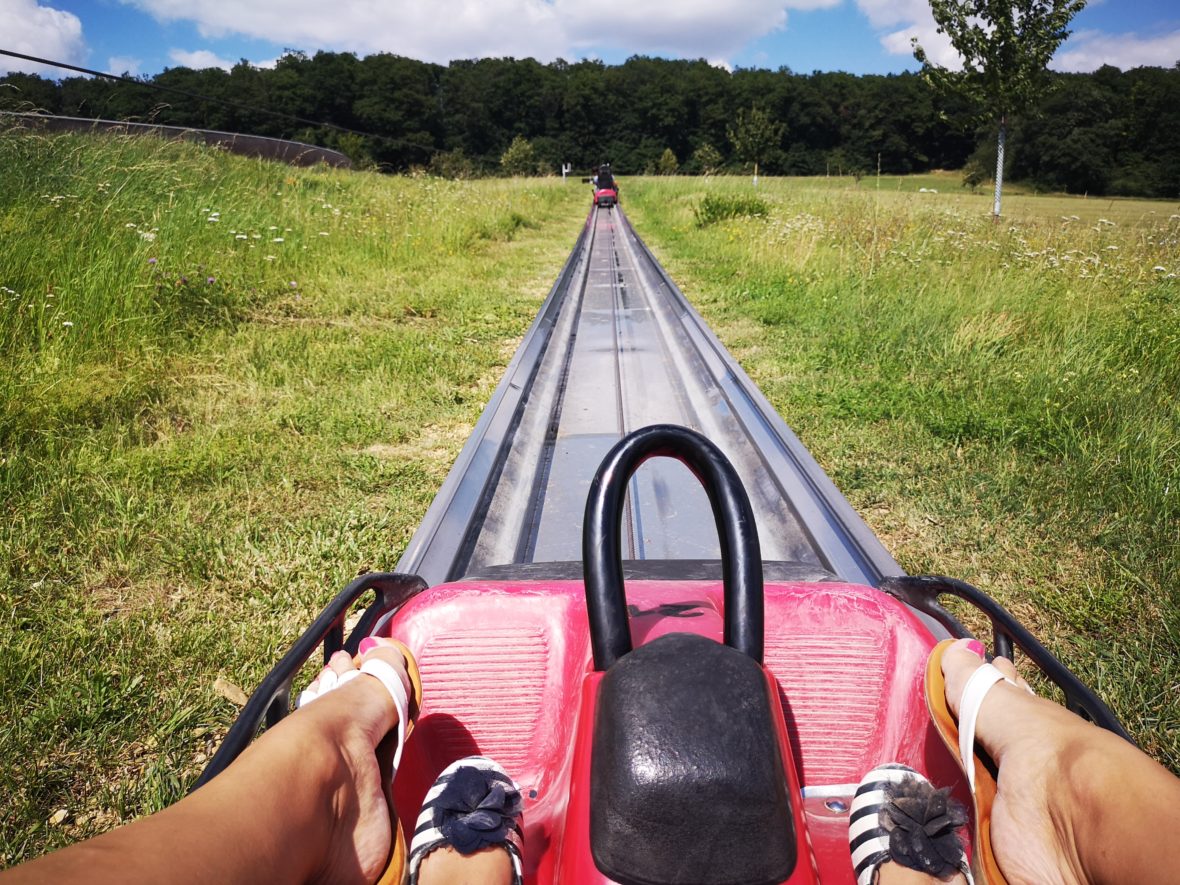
[358,637,378,654]
[966,639,986,657]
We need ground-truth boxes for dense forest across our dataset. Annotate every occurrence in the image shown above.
[2,53,1178,197]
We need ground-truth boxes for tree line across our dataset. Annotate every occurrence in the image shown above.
[2,53,1177,197]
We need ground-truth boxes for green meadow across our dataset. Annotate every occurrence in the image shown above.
[1,130,1177,860]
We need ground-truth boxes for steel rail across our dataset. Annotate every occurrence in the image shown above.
[396,205,903,590]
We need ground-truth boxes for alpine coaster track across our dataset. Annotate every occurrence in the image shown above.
[397,204,901,589]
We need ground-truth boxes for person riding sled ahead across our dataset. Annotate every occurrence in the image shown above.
[596,163,615,192]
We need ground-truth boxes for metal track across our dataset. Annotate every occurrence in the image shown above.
[397,205,903,588]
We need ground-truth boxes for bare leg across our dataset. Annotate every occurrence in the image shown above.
[0,643,412,885]
[417,845,514,885]
[941,641,1180,885]
[877,867,967,884]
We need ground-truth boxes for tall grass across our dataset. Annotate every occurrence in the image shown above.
[0,127,586,860]
[626,176,1180,767]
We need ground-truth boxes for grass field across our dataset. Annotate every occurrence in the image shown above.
[1,131,1177,861]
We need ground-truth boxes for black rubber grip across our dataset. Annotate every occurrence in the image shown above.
[583,425,764,670]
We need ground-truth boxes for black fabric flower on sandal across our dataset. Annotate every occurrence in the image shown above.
[432,765,524,855]
[882,776,970,876]
[849,763,973,885]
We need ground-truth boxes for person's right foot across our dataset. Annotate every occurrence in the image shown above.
[940,640,1091,885]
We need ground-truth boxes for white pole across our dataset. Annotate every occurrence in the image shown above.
[993,116,1006,220]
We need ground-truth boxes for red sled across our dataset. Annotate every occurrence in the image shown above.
[198,425,1128,885]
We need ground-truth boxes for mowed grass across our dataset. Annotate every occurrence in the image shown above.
[0,128,586,861]
[625,175,1179,769]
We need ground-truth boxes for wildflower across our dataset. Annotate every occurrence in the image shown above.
[148,257,157,265]
[125,222,137,228]
[318,232,329,237]
[1153,266,1167,272]
[207,276,216,284]
[289,281,298,288]
[140,231,156,242]
[236,234,248,240]
[273,237,284,243]
[62,321,73,327]
[268,226,278,231]
[207,217,220,223]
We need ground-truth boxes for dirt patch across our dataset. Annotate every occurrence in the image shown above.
[361,422,472,469]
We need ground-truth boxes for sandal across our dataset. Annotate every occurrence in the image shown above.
[408,756,524,885]
[371,638,424,885]
[850,762,973,885]
[926,638,1022,885]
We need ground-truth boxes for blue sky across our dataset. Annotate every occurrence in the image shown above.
[2,0,1178,79]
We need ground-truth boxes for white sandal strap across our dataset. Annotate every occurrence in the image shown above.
[957,663,1017,791]
[359,658,411,771]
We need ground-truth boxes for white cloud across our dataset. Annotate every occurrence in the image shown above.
[881,22,960,69]
[855,0,961,69]
[559,0,791,58]
[854,0,930,31]
[1053,29,1180,72]
[119,0,840,64]
[168,48,236,70]
[0,0,85,75]
[108,55,142,75]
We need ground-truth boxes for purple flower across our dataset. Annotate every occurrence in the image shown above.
[207,276,216,284]
[148,257,157,265]
[179,276,188,285]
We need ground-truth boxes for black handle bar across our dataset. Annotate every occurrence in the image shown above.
[583,425,764,671]
[192,571,426,790]
[881,574,1133,742]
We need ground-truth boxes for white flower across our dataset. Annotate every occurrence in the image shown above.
[1153,266,1167,272]
[236,234,248,240]
[61,321,74,327]
[207,217,220,223]
[139,231,156,242]
[273,237,284,243]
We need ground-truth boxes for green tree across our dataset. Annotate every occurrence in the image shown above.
[692,143,723,175]
[913,0,1086,218]
[727,106,785,186]
[500,135,535,176]
[656,147,679,175]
